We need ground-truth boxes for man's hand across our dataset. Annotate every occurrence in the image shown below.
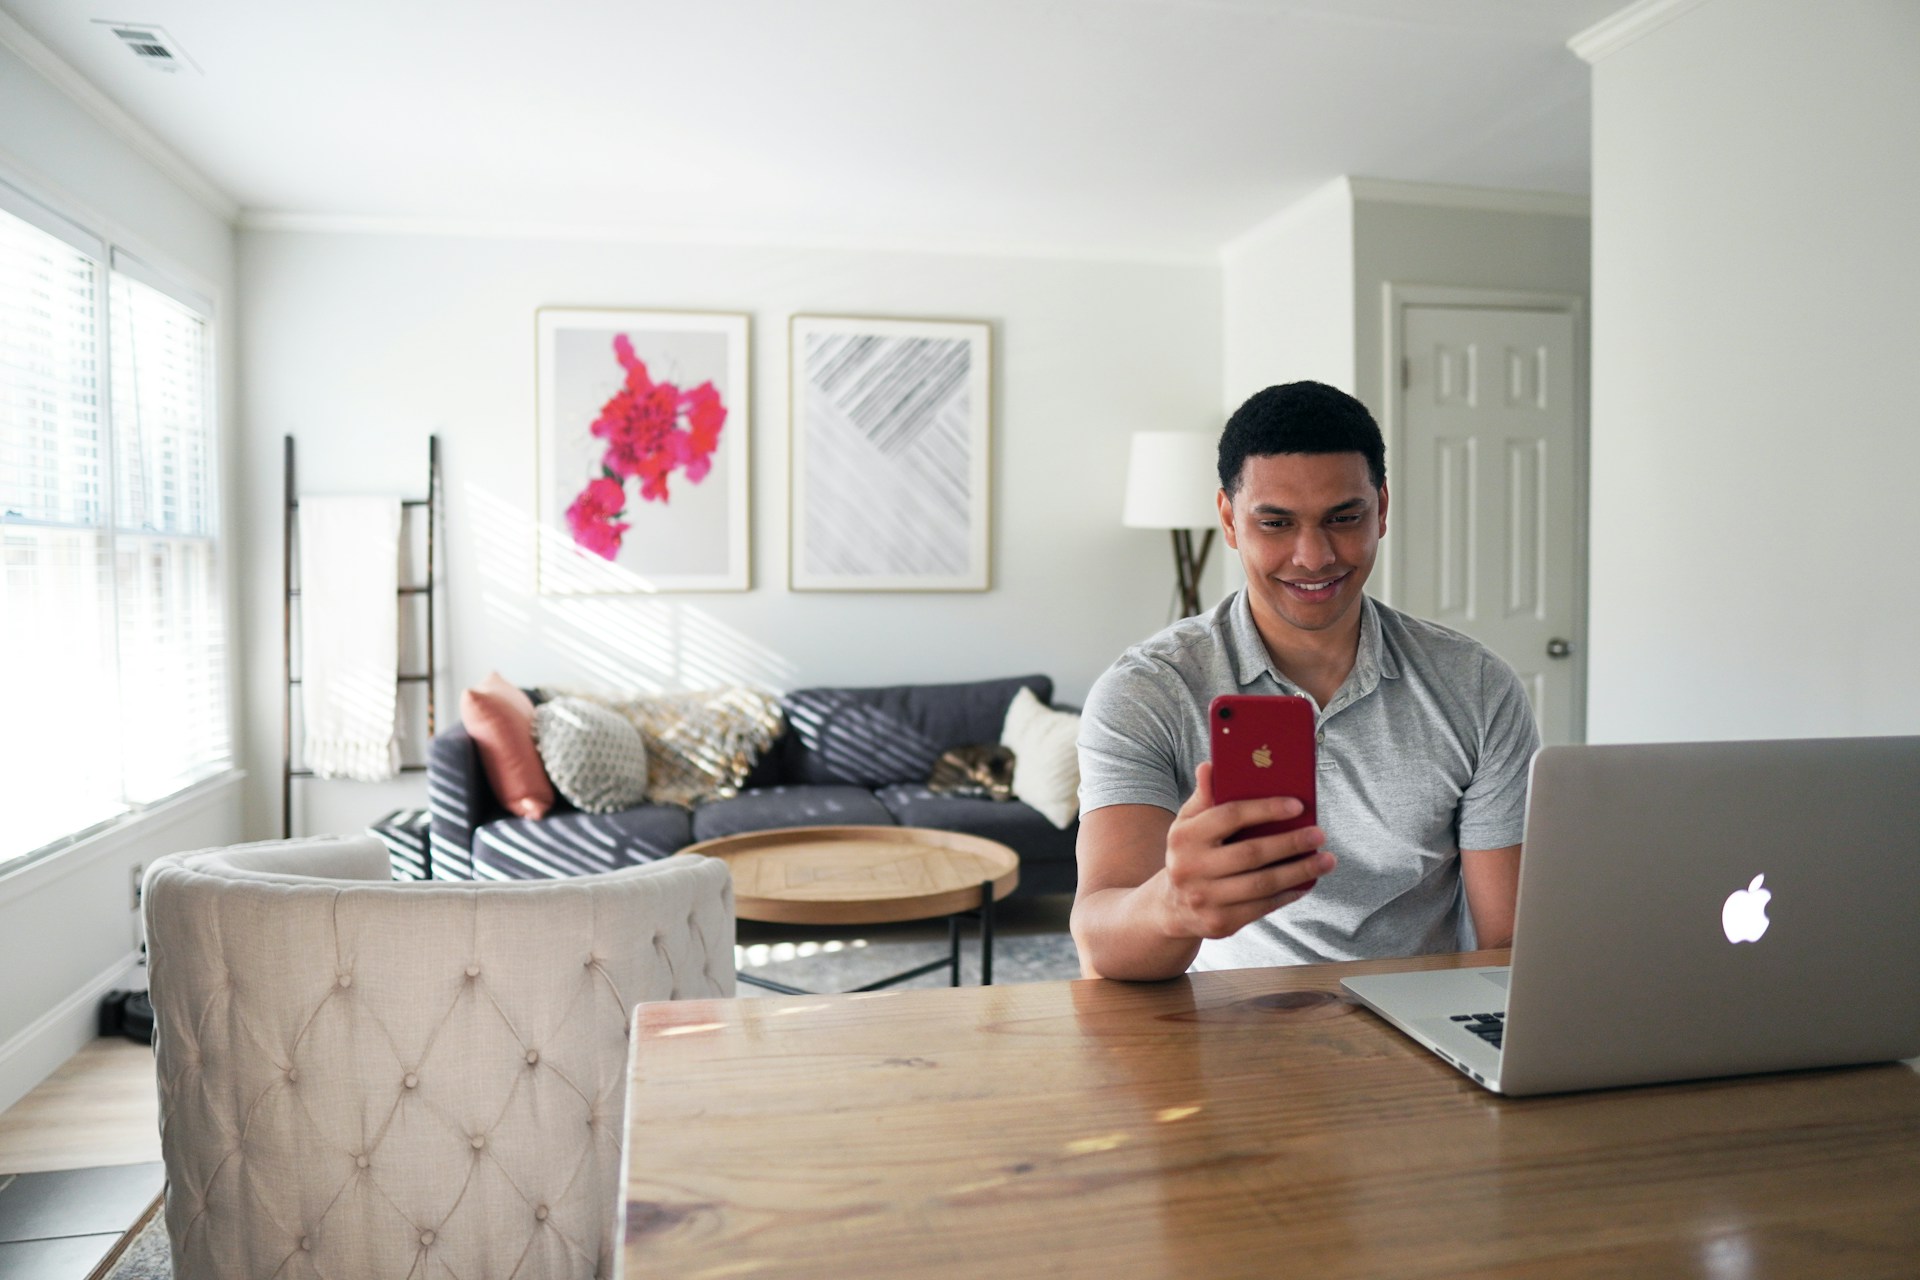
[1071,762,1336,981]
[1156,761,1333,940]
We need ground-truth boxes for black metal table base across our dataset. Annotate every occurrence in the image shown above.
[738,879,1000,996]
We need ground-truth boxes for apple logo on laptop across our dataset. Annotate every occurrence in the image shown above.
[1721,874,1772,944]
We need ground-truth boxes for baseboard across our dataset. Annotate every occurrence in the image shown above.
[0,950,144,1117]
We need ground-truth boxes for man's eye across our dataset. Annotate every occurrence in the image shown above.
[1260,520,1291,530]
[1330,515,1360,525]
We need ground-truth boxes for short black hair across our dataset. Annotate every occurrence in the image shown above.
[1217,381,1386,496]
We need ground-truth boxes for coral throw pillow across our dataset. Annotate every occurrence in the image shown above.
[460,672,554,819]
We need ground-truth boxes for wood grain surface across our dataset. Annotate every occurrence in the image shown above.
[0,1038,160,1175]
[620,949,1920,1279]
[680,825,1019,925]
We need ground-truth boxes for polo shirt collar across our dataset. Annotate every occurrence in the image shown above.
[1226,589,1400,704]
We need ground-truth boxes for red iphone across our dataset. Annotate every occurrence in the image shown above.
[1207,695,1318,873]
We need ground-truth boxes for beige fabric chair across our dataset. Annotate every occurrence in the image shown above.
[143,835,734,1279]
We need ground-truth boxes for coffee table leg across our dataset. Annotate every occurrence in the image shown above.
[948,913,962,986]
[980,880,995,986]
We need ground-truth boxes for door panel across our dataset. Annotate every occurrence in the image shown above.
[1400,305,1581,745]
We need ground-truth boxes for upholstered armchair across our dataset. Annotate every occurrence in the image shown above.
[143,835,735,1279]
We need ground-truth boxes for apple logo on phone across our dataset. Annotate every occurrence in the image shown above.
[1252,745,1272,769]
[1721,874,1772,944]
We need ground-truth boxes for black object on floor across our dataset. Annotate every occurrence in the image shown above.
[97,992,153,1045]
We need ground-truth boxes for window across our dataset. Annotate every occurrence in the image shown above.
[0,184,230,868]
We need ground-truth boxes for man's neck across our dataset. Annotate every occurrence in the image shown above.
[1249,595,1365,709]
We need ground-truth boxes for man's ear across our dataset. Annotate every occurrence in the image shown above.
[1377,483,1389,537]
[1216,487,1237,549]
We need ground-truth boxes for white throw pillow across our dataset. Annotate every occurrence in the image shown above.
[533,696,649,814]
[1000,686,1081,829]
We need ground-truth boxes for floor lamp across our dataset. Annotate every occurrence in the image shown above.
[1123,432,1220,619]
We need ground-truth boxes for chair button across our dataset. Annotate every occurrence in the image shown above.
[403,1073,419,1089]
[535,1204,549,1222]
[525,1049,539,1066]
[470,1135,485,1150]
[299,1236,311,1251]
[420,1230,435,1246]
[286,1068,299,1084]
[337,973,352,988]
[466,965,480,978]
[356,1155,370,1169]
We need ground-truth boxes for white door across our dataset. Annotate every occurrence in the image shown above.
[1398,304,1582,744]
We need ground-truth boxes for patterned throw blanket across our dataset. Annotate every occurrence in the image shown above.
[543,686,786,807]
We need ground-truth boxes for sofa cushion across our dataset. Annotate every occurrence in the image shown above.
[534,697,649,814]
[875,784,1079,869]
[690,786,895,843]
[459,673,554,819]
[778,675,1053,788]
[472,805,692,879]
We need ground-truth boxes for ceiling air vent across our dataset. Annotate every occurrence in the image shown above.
[92,20,198,73]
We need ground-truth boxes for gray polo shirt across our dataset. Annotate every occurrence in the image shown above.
[1078,590,1538,969]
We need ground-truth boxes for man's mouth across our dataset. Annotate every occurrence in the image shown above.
[1279,572,1348,601]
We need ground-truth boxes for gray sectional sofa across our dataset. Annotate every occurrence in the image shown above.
[427,674,1079,896]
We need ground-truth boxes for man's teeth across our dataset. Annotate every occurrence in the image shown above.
[1291,578,1338,591]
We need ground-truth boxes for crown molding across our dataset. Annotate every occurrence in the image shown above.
[0,8,236,222]
[1347,176,1590,218]
[1568,0,1715,65]
[236,208,1218,268]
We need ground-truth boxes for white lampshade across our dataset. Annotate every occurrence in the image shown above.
[1122,431,1220,529]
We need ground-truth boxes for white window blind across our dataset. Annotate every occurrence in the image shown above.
[0,196,230,866]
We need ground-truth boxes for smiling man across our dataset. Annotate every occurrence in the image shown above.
[1072,381,1539,981]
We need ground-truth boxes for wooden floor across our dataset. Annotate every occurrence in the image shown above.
[0,1041,160,1176]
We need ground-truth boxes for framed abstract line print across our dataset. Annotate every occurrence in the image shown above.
[789,315,991,592]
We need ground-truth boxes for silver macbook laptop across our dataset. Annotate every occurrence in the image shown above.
[1342,736,1920,1096]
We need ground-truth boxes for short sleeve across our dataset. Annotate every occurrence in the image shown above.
[1455,655,1541,851]
[1076,653,1189,816]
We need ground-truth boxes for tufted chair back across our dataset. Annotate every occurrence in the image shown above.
[143,835,734,1279]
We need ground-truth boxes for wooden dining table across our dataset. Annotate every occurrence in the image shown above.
[618,948,1920,1279]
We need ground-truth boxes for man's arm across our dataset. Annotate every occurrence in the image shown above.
[1070,763,1333,982]
[1460,843,1522,948]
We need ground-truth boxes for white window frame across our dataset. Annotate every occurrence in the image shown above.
[0,173,235,876]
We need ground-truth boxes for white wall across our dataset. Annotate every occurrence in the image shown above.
[0,38,242,1112]
[1350,183,1591,610]
[237,229,1222,838]
[1221,177,1357,406]
[1584,0,1920,741]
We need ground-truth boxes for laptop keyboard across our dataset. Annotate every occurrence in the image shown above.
[1450,1011,1505,1049]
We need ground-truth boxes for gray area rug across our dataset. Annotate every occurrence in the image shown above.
[105,1209,168,1279]
[736,927,1081,993]
[106,930,1081,1277]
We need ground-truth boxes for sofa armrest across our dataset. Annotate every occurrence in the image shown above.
[428,725,503,880]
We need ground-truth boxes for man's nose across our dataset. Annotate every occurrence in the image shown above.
[1291,525,1336,570]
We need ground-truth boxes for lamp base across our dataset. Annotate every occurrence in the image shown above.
[1170,528,1216,618]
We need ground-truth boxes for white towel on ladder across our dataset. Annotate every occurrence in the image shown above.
[299,495,403,781]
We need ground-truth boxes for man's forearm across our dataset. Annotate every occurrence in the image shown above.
[1070,877,1203,982]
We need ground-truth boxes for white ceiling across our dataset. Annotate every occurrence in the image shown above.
[1,0,1622,260]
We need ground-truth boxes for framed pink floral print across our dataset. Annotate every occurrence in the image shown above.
[536,308,750,592]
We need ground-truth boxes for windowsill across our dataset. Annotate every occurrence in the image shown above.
[0,770,246,908]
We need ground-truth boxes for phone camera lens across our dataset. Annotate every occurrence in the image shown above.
[1218,706,1233,720]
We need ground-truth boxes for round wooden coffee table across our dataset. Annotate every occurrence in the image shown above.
[680,825,1021,994]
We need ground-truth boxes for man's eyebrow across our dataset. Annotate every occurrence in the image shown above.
[1249,497,1370,516]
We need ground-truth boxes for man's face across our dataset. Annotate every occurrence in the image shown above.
[1218,452,1387,638]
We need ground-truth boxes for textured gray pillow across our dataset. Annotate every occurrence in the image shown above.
[533,696,648,814]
